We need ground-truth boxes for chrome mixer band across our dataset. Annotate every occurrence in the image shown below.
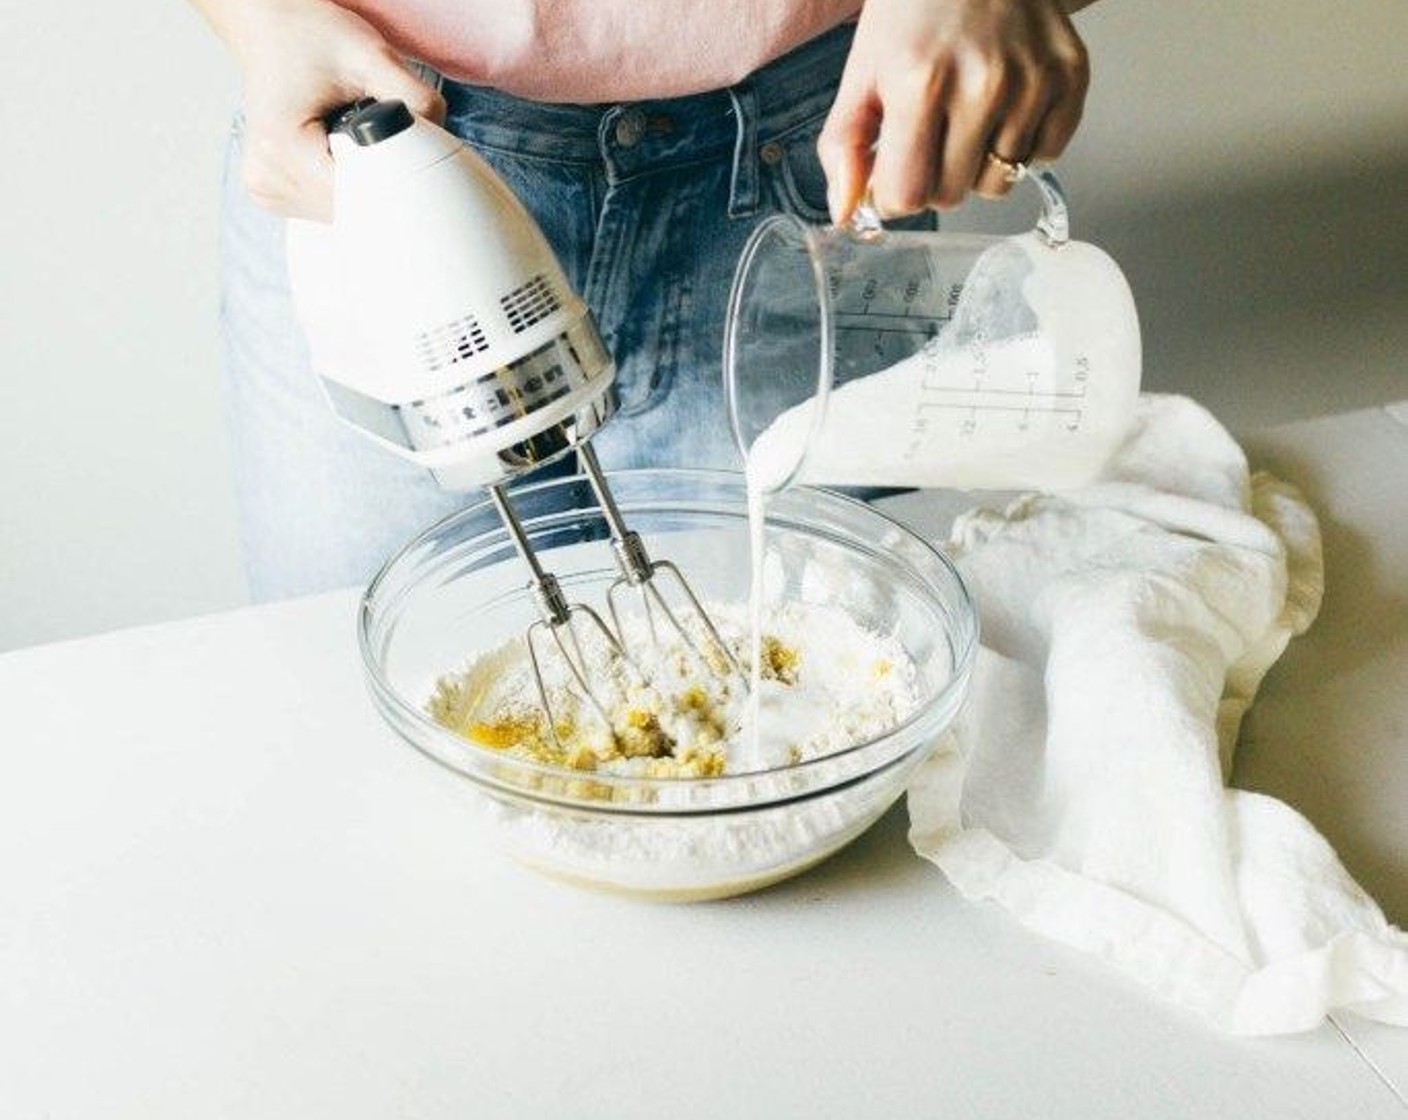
[320,315,614,455]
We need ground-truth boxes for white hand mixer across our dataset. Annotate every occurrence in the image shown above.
[285,99,739,741]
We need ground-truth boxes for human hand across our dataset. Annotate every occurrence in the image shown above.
[195,0,445,221]
[818,0,1090,221]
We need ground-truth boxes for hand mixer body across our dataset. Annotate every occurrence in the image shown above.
[284,100,742,751]
[286,100,616,491]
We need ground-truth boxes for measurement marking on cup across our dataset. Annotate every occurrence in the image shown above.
[919,385,1090,399]
[914,399,1088,437]
[835,316,948,335]
[918,402,1086,415]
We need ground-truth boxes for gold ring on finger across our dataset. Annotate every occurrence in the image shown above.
[985,150,1025,185]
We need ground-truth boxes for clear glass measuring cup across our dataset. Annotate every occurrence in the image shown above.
[723,170,1141,493]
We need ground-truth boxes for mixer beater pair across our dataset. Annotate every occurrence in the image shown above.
[488,444,743,748]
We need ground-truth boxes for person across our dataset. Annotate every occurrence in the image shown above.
[191,0,1095,600]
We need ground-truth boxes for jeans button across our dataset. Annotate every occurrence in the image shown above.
[759,140,785,166]
[614,108,646,147]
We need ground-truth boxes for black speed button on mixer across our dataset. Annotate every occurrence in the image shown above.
[327,99,416,146]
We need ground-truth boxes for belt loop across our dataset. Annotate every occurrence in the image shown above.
[726,82,760,219]
[403,57,445,93]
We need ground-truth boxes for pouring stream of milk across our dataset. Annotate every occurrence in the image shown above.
[744,473,766,763]
[740,400,814,770]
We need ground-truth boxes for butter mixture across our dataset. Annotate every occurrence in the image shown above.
[427,600,919,777]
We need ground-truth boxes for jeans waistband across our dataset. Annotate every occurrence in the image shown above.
[439,22,854,179]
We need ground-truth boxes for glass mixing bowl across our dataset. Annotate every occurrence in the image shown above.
[360,469,977,901]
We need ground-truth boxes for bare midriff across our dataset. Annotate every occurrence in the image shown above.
[341,0,859,102]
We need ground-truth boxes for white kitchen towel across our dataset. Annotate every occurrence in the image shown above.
[907,393,1408,1034]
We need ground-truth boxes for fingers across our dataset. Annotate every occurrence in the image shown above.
[242,119,335,222]
[867,65,949,218]
[972,62,1048,199]
[973,12,1089,201]
[935,60,1004,208]
[818,66,882,223]
[1029,36,1089,161]
[820,0,1092,220]
[235,0,445,222]
[241,54,443,222]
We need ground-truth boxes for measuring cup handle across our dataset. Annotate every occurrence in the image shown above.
[847,190,886,237]
[845,166,1070,247]
[1028,167,1070,248]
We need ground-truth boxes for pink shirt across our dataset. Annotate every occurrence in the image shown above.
[343,0,860,102]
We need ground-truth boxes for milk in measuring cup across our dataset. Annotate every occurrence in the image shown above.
[747,232,1142,494]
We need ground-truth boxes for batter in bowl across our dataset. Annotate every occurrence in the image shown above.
[427,600,919,777]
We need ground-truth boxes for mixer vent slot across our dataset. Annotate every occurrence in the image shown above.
[500,273,561,334]
[416,314,489,372]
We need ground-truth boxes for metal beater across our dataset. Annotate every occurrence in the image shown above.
[487,440,742,746]
[285,98,740,745]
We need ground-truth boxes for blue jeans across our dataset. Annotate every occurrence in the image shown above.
[220,24,917,600]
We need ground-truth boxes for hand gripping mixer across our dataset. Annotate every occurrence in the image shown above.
[285,99,739,742]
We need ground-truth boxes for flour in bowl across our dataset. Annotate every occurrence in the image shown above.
[427,599,920,777]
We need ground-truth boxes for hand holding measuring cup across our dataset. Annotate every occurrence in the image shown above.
[723,168,1141,495]
[819,0,1093,219]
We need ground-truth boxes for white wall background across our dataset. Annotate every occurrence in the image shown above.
[1,2,243,651]
[2,0,1406,651]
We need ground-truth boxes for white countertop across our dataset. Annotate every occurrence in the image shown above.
[3,405,1406,1118]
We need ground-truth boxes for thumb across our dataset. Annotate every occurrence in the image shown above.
[817,68,880,224]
